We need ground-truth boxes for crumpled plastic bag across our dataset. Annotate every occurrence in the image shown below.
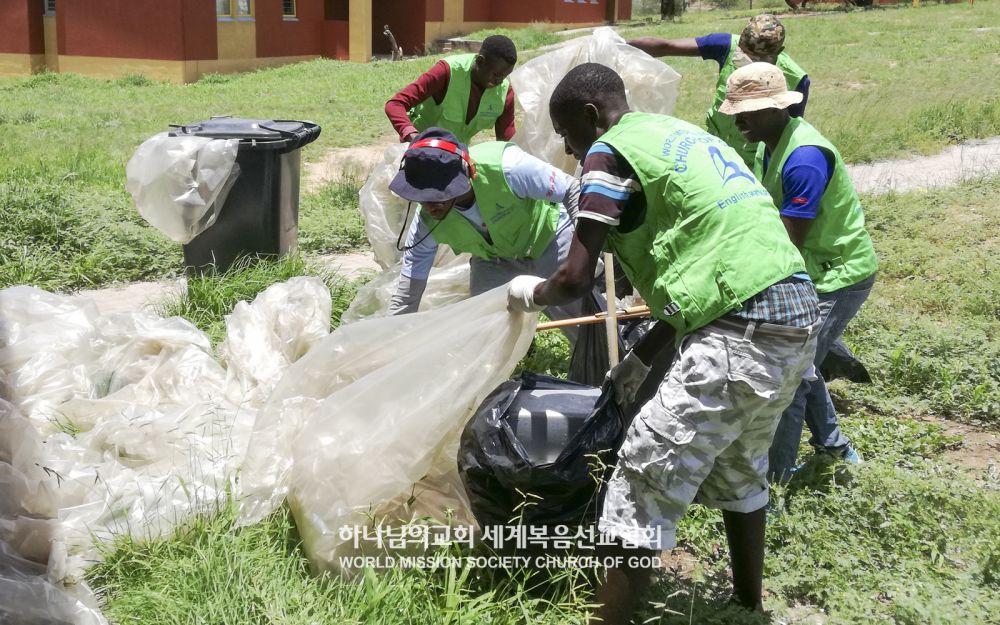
[0,540,107,625]
[341,253,471,323]
[125,133,240,244]
[510,26,682,174]
[219,276,333,405]
[238,287,537,573]
[0,278,332,622]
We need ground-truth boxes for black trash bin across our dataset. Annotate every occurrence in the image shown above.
[169,117,321,275]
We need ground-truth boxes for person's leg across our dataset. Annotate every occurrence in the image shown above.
[596,328,746,623]
[723,507,767,611]
[591,545,657,625]
[803,274,875,454]
[767,378,811,483]
[699,324,816,607]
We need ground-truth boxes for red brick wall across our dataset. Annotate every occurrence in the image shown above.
[257,0,326,58]
[59,0,215,61]
[0,0,44,54]
[321,20,349,59]
[464,0,611,23]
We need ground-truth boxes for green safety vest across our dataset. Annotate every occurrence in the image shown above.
[408,54,510,145]
[419,142,560,261]
[755,117,877,293]
[706,34,807,168]
[599,112,806,337]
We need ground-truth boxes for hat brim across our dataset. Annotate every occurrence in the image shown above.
[388,169,472,203]
[718,90,803,115]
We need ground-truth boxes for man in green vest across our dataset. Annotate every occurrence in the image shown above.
[388,127,583,336]
[720,62,878,483]
[507,63,821,623]
[385,35,518,145]
[628,14,809,167]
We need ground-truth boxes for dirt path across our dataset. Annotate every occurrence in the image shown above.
[915,415,1000,478]
[847,137,1000,195]
[303,137,397,192]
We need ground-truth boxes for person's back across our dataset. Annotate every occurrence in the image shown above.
[385,35,518,145]
[595,111,805,335]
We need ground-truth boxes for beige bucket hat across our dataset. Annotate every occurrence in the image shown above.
[719,62,803,115]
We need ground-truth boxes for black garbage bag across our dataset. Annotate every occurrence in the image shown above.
[567,289,625,387]
[457,373,628,528]
[820,340,872,383]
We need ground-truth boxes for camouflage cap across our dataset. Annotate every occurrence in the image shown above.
[739,14,786,60]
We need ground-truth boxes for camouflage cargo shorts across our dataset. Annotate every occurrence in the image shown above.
[599,319,819,550]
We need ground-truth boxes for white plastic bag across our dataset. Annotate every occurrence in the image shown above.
[510,27,682,173]
[238,287,536,572]
[0,279,332,619]
[125,132,240,244]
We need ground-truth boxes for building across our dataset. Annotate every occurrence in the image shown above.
[0,0,632,83]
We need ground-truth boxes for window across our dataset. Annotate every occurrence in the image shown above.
[283,0,297,17]
[217,0,253,18]
[43,0,55,15]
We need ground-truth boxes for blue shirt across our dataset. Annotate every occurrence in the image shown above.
[763,145,832,220]
[695,32,810,119]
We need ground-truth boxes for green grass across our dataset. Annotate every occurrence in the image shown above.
[87,505,595,625]
[618,1,1000,163]
[3,2,999,290]
[155,254,360,346]
[298,176,368,255]
[841,176,1000,424]
[463,23,569,51]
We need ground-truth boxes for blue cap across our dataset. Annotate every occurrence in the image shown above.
[389,128,473,203]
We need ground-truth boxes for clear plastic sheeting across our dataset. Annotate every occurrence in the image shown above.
[238,287,536,572]
[357,143,412,270]
[0,278,332,622]
[341,253,471,323]
[0,541,106,625]
[510,26,682,173]
[219,276,333,405]
[125,132,240,244]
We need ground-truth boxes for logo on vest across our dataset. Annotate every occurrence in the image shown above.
[709,146,756,187]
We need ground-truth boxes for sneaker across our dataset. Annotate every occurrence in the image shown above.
[842,446,863,464]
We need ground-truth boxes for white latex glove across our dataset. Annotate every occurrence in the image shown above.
[507,275,546,313]
[607,350,651,407]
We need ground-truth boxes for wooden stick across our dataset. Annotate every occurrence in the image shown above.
[603,252,620,367]
[536,306,651,331]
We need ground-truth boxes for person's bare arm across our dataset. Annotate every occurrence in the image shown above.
[781,215,813,249]
[627,37,701,58]
[534,218,608,306]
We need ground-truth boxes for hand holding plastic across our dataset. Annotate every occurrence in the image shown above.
[507,275,546,313]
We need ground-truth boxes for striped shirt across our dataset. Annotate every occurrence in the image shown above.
[579,141,819,328]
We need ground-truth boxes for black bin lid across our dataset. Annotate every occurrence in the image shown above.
[168,117,321,152]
